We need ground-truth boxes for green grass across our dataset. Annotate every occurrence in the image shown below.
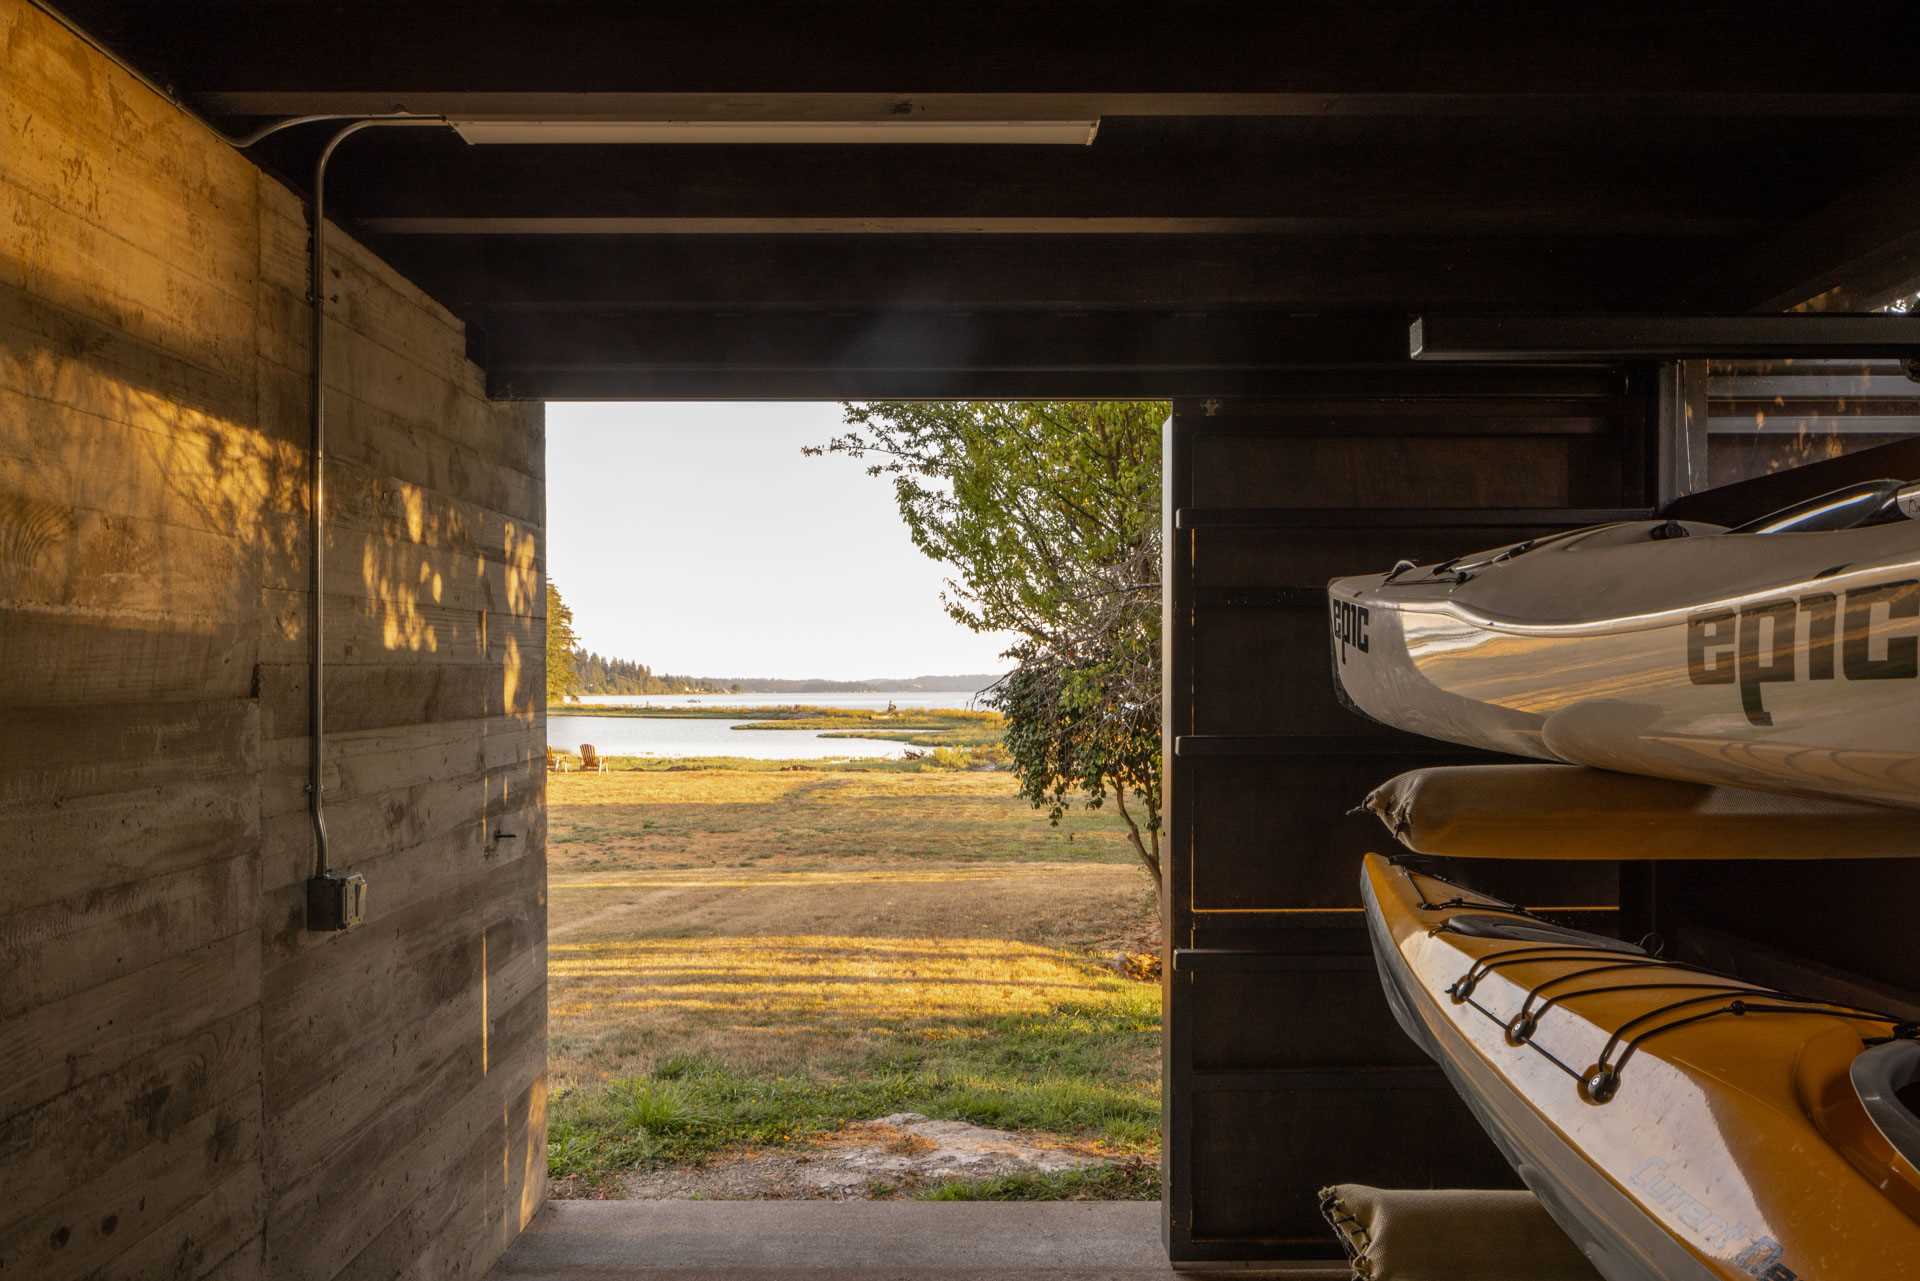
[547,994,1161,1189]
[915,1162,1160,1201]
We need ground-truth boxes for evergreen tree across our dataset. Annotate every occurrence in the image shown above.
[545,581,581,704]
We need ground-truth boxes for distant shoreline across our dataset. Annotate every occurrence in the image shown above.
[543,704,1005,763]
[549,703,996,719]
[565,674,1005,698]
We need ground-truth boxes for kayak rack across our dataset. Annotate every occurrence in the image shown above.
[1401,863,1920,1104]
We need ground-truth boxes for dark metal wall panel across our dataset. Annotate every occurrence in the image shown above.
[1180,753,1613,914]
[1705,359,1920,487]
[1668,430,1920,527]
[1162,374,1656,1262]
[1186,1083,1516,1249]
[1183,956,1432,1072]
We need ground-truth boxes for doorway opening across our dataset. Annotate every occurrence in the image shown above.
[536,400,1168,1207]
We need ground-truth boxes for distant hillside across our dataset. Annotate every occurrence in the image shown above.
[563,658,1006,700]
[881,673,1007,692]
[684,673,1004,694]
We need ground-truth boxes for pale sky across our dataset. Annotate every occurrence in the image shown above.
[544,402,1016,681]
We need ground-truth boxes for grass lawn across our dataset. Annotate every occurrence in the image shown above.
[545,763,1162,1199]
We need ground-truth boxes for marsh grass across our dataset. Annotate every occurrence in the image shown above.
[549,706,1005,775]
[555,704,1002,748]
[558,703,999,722]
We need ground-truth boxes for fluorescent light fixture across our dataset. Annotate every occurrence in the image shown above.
[449,118,1100,145]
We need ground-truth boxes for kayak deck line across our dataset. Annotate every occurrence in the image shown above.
[1361,557,1920,640]
[1398,861,1919,1106]
[1457,989,1590,1084]
[1586,995,1918,1106]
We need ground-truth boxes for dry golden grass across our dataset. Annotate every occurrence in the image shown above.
[548,768,1142,873]
[548,771,1156,1084]
[551,927,1149,1082]
[544,766,1162,1187]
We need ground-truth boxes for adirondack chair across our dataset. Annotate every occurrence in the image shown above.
[578,743,607,773]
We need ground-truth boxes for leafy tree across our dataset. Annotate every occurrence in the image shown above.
[546,580,581,704]
[807,402,1166,895]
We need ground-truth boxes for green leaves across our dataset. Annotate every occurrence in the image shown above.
[814,403,1167,896]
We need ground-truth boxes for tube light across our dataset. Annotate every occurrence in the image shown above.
[449,118,1100,145]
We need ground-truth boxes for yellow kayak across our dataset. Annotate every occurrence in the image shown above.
[1362,853,1920,1281]
[1361,764,1920,861]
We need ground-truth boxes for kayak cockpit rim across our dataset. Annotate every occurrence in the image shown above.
[1855,1040,1920,1175]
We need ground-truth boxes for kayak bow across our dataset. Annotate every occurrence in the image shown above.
[1329,481,1920,808]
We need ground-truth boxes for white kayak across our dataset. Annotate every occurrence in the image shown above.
[1328,479,1920,810]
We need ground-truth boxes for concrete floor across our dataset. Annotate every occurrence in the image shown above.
[486,1201,1350,1280]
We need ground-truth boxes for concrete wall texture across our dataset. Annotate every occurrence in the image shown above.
[0,2,550,1277]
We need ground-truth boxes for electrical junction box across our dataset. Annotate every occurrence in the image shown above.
[307,871,368,931]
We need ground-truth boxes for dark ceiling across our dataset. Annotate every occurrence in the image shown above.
[54,0,1920,397]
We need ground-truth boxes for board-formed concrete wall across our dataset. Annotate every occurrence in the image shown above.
[0,2,549,1276]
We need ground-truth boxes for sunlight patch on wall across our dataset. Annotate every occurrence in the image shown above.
[502,633,521,711]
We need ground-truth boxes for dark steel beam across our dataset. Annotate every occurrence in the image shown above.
[1171,508,1655,531]
[475,309,1409,399]
[479,313,1669,399]
[376,234,1699,315]
[1671,159,1920,312]
[203,90,1920,121]
[358,213,1756,237]
[59,1,1920,99]
[494,368,1391,401]
[1410,315,1920,361]
[476,310,1392,370]
[323,121,1802,238]
[499,359,1653,403]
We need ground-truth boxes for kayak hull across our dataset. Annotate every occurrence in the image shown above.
[1362,853,1920,1281]
[1363,872,1715,1281]
[1330,520,1920,808]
